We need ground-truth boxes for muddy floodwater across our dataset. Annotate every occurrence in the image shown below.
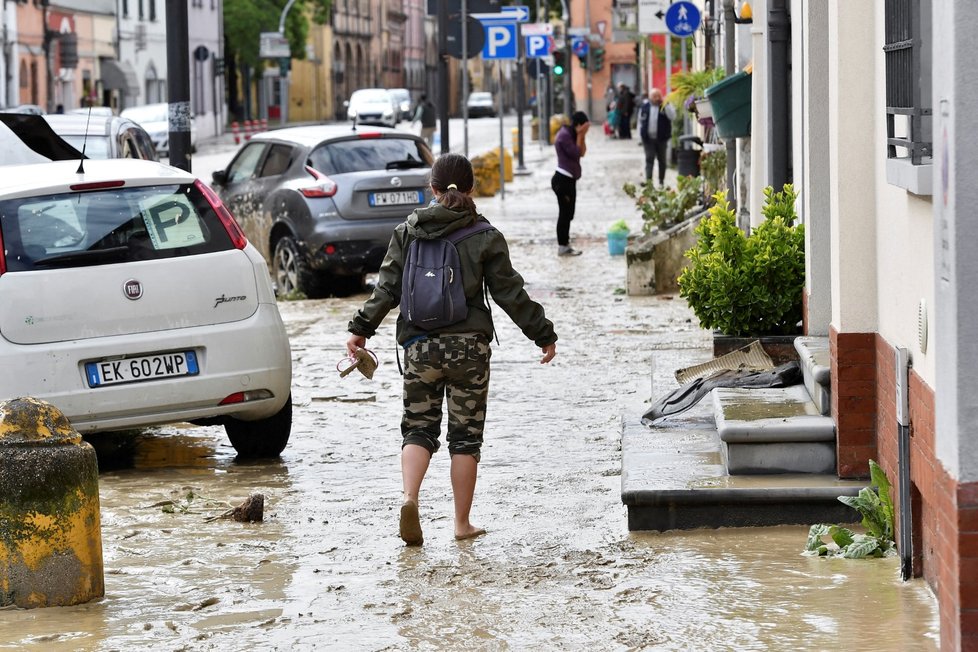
[0,134,939,650]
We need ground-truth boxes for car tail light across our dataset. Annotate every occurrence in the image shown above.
[300,166,338,198]
[219,389,275,405]
[70,180,126,192]
[195,179,248,250]
[323,244,337,255]
[357,131,382,139]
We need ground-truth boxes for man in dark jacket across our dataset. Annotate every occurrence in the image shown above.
[615,83,635,139]
[411,94,437,148]
[638,88,676,186]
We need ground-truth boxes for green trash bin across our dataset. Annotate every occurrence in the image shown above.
[705,71,752,139]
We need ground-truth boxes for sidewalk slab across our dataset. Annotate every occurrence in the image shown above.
[620,398,863,531]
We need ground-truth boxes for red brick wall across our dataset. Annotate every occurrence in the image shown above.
[871,333,978,651]
[829,327,877,478]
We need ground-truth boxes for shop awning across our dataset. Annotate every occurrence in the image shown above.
[99,58,139,93]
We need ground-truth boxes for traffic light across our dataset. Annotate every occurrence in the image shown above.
[591,46,605,72]
[552,51,565,76]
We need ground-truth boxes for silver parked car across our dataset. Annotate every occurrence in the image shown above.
[210,124,434,298]
[42,114,158,160]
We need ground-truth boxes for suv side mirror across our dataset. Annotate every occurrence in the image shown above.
[212,169,228,186]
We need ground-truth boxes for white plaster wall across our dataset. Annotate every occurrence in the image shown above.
[869,2,935,386]
[934,0,978,482]
[828,0,877,333]
[748,0,768,227]
[793,0,831,336]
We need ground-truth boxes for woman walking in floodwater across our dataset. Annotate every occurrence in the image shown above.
[346,153,558,546]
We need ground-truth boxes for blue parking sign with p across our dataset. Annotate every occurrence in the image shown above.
[483,23,517,59]
[525,34,550,57]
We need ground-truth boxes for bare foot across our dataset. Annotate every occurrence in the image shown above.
[454,526,487,541]
[399,500,423,546]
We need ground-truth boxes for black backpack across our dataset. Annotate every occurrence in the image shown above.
[400,220,495,330]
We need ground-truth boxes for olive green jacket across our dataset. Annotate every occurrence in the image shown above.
[348,203,557,347]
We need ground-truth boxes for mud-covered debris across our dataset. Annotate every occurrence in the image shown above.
[204,492,265,523]
[231,493,265,522]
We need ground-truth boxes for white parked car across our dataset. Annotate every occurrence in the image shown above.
[0,158,293,457]
[120,102,198,157]
[346,88,399,128]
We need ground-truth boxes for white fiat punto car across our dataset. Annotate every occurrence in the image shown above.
[0,158,293,458]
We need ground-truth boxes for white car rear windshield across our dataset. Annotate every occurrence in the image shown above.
[0,183,236,272]
[308,137,433,175]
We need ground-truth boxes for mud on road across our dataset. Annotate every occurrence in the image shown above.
[0,136,939,651]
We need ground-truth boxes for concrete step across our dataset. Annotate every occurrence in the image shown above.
[713,385,837,475]
[794,336,831,415]
[620,408,861,531]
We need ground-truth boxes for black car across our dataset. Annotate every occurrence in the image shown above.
[211,125,434,298]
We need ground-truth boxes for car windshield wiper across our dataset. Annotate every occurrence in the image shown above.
[33,246,130,267]
[386,160,427,170]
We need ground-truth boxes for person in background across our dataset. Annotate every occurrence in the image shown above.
[638,88,676,187]
[412,94,437,148]
[615,83,635,140]
[551,111,590,257]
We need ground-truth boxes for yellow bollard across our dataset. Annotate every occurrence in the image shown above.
[550,114,568,142]
[0,397,104,608]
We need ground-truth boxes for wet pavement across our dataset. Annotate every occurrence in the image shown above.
[0,124,940,650]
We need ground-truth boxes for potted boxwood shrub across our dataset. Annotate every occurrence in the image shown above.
[677,184,804,360]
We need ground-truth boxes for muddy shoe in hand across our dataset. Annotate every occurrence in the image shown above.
[337,347,378,379]
[399,500,423,546]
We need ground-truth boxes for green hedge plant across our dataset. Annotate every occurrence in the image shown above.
[678,184,804,336]
[622,175,704,233]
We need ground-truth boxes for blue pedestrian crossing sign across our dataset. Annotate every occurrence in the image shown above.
[665,1,701,37]
[482,23,517,59]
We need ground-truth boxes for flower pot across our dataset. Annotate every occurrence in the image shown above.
[705,72,752,139]
[607,231,629,256]
[693,97,714,119]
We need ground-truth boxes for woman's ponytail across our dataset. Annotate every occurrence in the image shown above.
[430,153,478,215]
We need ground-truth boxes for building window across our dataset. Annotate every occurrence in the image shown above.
[138,0,144,20]
[122,0,129,18]
[884,0,932,194]
[149,0,156,21]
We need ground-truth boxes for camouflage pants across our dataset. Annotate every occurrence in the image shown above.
[401,334,491,460]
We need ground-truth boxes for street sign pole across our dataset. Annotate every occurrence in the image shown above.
[498,62,505,200]
[584,0,592,121]
[462,0,469,157]
[438,0,450,153]
[516,36,526,171]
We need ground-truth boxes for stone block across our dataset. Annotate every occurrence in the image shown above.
[625,210,706,296]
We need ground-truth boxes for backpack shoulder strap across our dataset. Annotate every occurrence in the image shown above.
[446,220,495,244]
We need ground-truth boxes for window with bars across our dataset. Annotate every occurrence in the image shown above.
[884,0,932,173]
